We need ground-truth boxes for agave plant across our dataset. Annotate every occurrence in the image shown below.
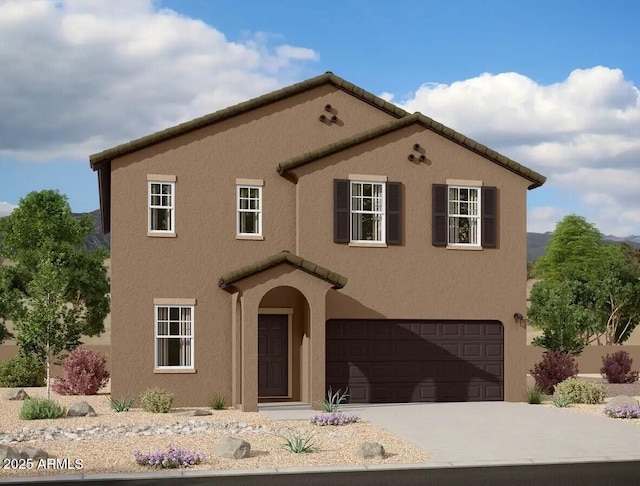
[317,387,349,412]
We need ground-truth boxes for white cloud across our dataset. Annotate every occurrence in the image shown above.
[383,67,640,235]
[0,0,318,160]
[527,206,569,234]
[0,202,17,217]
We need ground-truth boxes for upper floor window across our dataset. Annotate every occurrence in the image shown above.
[432,183,497,249]
[237,185,262,236]
[448,186,480,245]
[351,181,385,243]
[334,178,402,246]
[149,181,174,233]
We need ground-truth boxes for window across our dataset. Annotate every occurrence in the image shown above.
[155,305,193,369]
[237,185,262,235]
[432,184,497,248]
[350,181,385,242]
[149,182,174,233]
[334,179,402,245]
[448,186,480,245]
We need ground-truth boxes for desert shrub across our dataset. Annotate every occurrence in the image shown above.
[19,398,66,420]
[280,431,316,453]
[552,393,572,408]
[310,412,360,426]
[600,351,639,384]
[209,392,227,410]
[0,355,46,387]
[134,444,204,468]
[317,387,349,412]
[525,385,544,404]
[140,387,173,413]
[108,395,135,412]
[553,378,606,404]
[530,351,579,394]
[604,405,640,419]
[52,348,110,395]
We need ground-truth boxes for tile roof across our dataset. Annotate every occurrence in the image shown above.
[218,250,348,290]
[89,72,408,168]
[277,113,546,189]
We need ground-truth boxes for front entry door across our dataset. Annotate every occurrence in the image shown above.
[258,314,288,397]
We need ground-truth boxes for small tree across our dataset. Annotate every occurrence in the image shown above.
[528,280,589,355]
[15,256,83,398]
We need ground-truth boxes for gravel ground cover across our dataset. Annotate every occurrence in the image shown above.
[0,382,429,478]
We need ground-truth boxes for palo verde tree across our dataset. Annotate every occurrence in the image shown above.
[0,190,110,370]
[529,215,640,351]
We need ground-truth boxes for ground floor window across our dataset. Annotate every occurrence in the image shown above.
[155,305,193,368]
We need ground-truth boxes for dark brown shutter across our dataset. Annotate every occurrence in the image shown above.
[334,179,350,243]
[482,186,497,248]
[432,184,447,246]
[386,182,402,245]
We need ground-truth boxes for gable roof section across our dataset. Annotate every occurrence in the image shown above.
[89,72,408,168]
[277,113,546,189]
[90,71,410,233]
[218,250,347,291]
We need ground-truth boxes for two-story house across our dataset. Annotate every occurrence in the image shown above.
[90,72,545,412]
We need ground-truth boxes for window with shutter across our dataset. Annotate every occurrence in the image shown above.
[333,179,402,245]
[432,183,497,248]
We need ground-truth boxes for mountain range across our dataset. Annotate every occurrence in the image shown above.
[4,209,640,262]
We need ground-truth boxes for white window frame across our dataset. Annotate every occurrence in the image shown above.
[237,185,262,236]
[350,181,386,243]
[448,185,481,246]
[154,304,194,370]
[148,181,175,234]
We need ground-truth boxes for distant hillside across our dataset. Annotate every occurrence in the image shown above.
[527,232,640,262]
[74,209,111,250]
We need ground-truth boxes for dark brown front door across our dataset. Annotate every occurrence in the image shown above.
[258,314,288,397]
[326,319,503,403]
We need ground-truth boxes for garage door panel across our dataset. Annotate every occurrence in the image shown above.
[326,320,504,403]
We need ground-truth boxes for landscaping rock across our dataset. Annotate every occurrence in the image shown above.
[0,445,22,461]
[3,388,29,400]
[20,447,49,460]
[174,409,213,417]
[212,437,251,459]
[356,442,385,459]
[606,395,640,409]
[67,401,96,417]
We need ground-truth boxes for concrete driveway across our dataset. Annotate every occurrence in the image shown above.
[260,402,640,467]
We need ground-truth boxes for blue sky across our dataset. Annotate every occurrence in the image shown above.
[1,0,639,235]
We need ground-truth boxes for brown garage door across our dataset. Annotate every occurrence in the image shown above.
[326,320,503,403]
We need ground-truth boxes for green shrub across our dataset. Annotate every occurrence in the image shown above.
[280,431,316,453]
[552,393,572,408]
[108,395,134,412]
[525,385,544,404]
[554,378,606,404]
[209,392,227,410]
[19,398,66,420]
[0,355,46,387]
[140,387,173,413]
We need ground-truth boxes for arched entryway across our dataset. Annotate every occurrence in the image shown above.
[257,286,310,403]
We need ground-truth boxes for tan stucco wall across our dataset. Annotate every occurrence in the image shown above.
[292,124,531,402]
[108,86,396,406]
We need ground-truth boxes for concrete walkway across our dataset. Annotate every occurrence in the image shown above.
[260,402,640,467]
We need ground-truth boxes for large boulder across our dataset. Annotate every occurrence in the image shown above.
[356,442,385,459]
[606,395,640,410]
[67,401,96,417]
[20,447,49,460]
[3,388,29,401]
[0,445,22,461]
[212,437,251,459]
[174,409,212,417]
